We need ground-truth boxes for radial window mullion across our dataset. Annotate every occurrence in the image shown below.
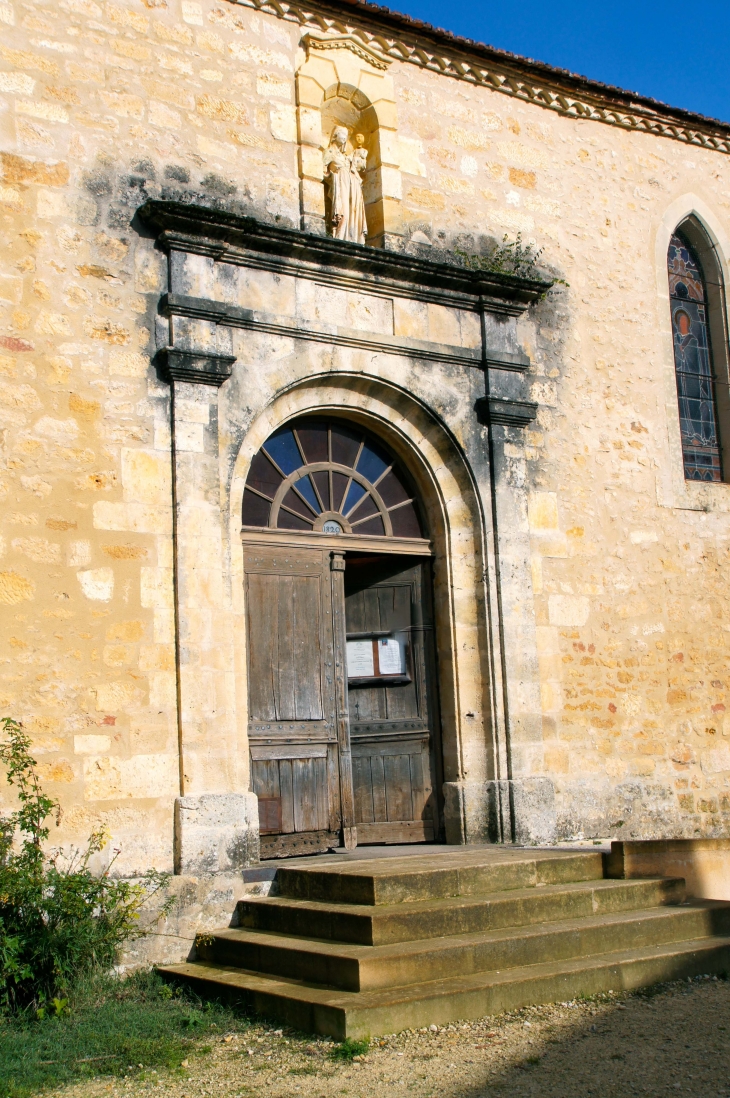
[279,502,315,525]
[290,480,320,517]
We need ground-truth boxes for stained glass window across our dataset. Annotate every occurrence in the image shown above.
[667,232,722,481]
[242,416,424,538]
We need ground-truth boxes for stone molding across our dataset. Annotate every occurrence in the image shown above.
[162,291,484,367]
[140,200,551,315]
[227,0,730,155]
[158,346,236,387]
[303,30,391,71]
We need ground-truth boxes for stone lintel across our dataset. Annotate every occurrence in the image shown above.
[158,346,236,387]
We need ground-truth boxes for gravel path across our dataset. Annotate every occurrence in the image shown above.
[63,976,730,1098]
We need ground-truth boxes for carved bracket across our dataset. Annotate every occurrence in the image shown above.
[158,347,236,387]
[476,396,538,428]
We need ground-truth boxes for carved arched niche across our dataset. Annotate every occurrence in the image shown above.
[296,34,403,248]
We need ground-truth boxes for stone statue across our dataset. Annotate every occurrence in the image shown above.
[324,126,368,244]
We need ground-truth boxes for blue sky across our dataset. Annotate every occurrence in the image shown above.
[388,1,730,124]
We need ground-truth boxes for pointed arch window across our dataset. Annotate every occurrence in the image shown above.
[242,416,424,539]
[668,230,723,481]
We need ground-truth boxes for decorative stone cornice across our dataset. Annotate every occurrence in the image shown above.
[229,0,730,155]
[303,31,390,70]
[139,199,552,315]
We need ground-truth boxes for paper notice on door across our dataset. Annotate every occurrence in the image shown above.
[347,639,374,678]
[378,636,405,675]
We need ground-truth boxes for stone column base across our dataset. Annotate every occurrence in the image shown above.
[174,793,260,875]
[443,779,556,846]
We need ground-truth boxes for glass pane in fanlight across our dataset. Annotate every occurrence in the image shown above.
[349,493,379,522]
[343,480,367,515]
[247,449,284,497]
[389,501,423,538]
[263,427,303,475]
[376,468,410,508]
[353,514,385,536]
[357,440,390,483]
[330,422,361,468]
[241,488,271,528]
[281,487,314,520]
[295,419,328,463]
[294,474,321,513]
[277,508,312,531]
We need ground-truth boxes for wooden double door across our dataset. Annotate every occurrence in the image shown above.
[244,543,442,858]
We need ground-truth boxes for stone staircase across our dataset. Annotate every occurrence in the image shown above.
[161,847,730,1038]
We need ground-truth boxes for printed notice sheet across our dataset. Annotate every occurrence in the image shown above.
[378,637,405,675]
[346,639,374,677]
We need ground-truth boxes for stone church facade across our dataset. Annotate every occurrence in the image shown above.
[2,0,730,943]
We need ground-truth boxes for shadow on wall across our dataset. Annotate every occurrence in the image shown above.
[448,977,730,1098]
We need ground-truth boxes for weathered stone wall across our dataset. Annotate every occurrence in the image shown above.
[0,0,729,891]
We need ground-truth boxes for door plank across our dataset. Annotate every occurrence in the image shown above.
[384,752,414,823]
[370,753,387,823]
[246,575,277,720]
[292,575,324,720]
[353,755,374,823]
[292,758,317,833]
[279,758,295,833]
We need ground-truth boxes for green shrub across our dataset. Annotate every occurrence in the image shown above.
[0,718,170,1013]
[456,233,546,279]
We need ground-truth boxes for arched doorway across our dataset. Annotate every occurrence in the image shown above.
[241,415,443,858]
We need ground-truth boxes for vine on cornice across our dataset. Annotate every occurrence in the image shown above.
[226,0,730,155]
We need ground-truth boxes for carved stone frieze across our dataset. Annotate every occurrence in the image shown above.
[303,30,390,70]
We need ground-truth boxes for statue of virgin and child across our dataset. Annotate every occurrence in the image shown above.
[323,126,368,244]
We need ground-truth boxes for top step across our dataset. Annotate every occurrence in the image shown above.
[274,849,605,905]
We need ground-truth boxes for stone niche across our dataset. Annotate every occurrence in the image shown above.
[296,33,403,247]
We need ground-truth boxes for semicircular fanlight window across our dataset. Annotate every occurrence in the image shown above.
[242,417,424,539]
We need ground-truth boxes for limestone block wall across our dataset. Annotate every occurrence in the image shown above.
[0,0,728,878]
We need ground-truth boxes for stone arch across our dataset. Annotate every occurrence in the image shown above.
[228,372,495,816]
[296,36,403,247]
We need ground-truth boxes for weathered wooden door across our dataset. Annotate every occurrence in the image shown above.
[345,556,442,843]
[244,544,355,858]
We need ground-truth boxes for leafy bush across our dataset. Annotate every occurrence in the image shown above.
[0,717,170,1013]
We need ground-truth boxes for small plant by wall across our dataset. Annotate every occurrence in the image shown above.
[0,718,171,1014]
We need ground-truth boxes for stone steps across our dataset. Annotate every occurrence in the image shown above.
[271,849,605,905]
[236,877,686,945]
[159,848,730,1037]
[196,901,730,991]
[163,934,730,1039]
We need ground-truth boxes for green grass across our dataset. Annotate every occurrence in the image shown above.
[330,1037,370,1062]
[0,969,253,1098]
